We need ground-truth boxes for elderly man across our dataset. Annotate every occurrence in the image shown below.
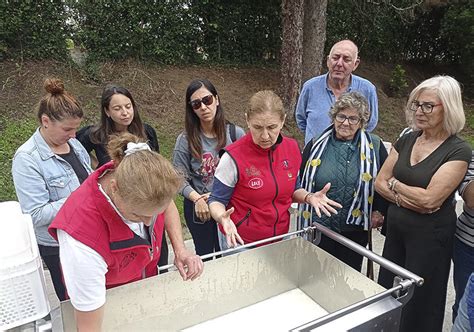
[295,40,378,144]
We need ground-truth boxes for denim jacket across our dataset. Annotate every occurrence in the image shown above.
[12,128,92,246]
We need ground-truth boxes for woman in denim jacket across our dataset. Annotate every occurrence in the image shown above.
[12,78,92,301]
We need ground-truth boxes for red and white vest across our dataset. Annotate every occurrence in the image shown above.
[49,162,164,288]
[221,133,301,243]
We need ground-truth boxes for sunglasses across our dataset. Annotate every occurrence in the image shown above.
[190,95,214,110]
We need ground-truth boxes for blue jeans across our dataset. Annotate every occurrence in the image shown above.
[183,198,220,258]
[453,237,474,321]
[453,273,474,332]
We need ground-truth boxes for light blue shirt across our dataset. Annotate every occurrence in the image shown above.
[295,73,379,144]
[12,128,92,246]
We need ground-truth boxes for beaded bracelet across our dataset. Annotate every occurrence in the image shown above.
[394,193,401,207]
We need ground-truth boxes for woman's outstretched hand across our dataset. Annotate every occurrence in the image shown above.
[218,207,244,248]
[307,183,342,217]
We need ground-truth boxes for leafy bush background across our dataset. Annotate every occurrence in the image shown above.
[0,0,472,73]
[0,0,472,204]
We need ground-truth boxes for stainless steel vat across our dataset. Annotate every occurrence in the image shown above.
[60,225,422,332]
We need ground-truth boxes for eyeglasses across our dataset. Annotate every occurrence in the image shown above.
[410,101,442,114]
[335,114,361,125]
[190,95,214,110]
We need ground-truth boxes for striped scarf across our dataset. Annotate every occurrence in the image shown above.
[297,125,378,231]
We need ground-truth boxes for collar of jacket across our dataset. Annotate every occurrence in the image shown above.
[32,127,58,160]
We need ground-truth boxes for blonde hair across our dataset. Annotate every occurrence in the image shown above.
[37,78,82,123]
[247,90,285,120]
[406,75,465,135]
[107,133,183,207]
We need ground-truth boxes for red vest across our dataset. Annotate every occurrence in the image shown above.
[221,134,301,243]
[49,162,164,289]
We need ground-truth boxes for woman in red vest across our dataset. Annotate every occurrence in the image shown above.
[49,133,203,331]
[209,90,341,249]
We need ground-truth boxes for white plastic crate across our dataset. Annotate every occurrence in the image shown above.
[0,201,50,330]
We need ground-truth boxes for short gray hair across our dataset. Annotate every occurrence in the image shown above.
[329,92,370,128]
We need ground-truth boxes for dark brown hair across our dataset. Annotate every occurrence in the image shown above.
[90,84,146,145]
[185,79,227,160]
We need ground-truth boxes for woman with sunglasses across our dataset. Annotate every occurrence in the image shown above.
[173,79,245,257]
[297,91,388,272]
[375,75,471,332]
[77,84,169,268]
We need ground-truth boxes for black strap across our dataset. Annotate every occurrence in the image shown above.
[366,229,374,280]
[229,122,236,142]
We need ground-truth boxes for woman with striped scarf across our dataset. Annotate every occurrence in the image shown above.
[298,91,388,272]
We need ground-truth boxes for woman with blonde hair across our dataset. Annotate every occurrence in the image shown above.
[375,75,471,331]
[12,78,92,301]
[49,133,203,331]
[209,90,341,249]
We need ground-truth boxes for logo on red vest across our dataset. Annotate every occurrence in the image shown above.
[245,165,261,177]
[119,252,137,272]
[248,177,263,189]
[282,159,290,169]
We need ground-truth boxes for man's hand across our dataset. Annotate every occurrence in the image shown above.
[174,249,204,281]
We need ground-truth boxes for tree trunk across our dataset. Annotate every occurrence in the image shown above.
[280,0,304,121]
[301,0,328,83]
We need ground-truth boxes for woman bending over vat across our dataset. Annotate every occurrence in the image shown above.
[12,78,92,301]
[209,90,341,249]
[49,133,203,331]
[297,91,388,272]
[375,75,471,332]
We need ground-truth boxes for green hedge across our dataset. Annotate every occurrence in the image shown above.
[71,1,202,64]
[0,0,471,70]
[0,119,37,201]
[0,1,69,60]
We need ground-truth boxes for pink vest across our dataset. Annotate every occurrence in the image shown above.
[49,162,164,288]
[221,134,301,243]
